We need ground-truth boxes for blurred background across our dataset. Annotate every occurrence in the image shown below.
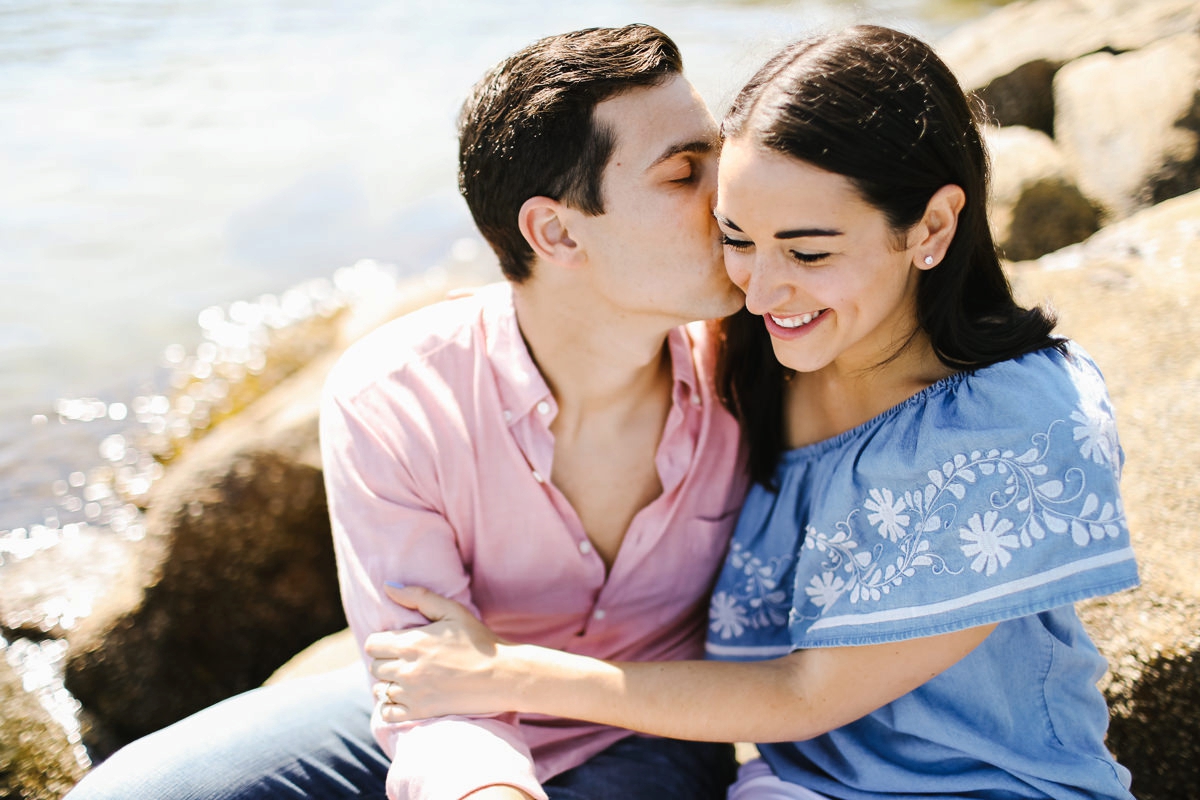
[0,0,1005,541]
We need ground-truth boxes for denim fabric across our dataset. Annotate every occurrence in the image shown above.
[707,344,1136,657]
[65,663,736,800]
[705,343,1136,800]
[543,736,736,800]
[65,665,389,800]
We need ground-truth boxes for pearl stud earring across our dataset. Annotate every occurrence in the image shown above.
[923,255,934,265]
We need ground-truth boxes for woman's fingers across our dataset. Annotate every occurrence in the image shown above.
[383,583,471,623]
[372,680,414,722]
[364,629,412,660]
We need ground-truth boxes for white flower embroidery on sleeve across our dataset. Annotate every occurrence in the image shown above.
[959,510,1020,575]
[709,591,750,640]
[804,571,847,608]
[1071,406,1119,467]
[1070,364,1121,470]
[864,487,910,542]
[794,415,1127,619]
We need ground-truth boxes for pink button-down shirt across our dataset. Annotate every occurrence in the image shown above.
[320,283,746,800]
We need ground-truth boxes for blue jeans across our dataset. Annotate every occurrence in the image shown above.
[65,663,736,800]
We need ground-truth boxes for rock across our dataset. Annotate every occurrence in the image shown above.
[974,59,1058,135]
[1054,33,1200,221]
[0,655,86,800]
[939,0,1200,132]
[63,351,347,745]
[62,260,503,749]
[986,125,1100,260]
[1010,190,1200,800]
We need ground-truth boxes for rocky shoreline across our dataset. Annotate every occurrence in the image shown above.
[4,0,1199,797]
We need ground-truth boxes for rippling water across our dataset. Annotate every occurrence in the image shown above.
[0,0,1010,535]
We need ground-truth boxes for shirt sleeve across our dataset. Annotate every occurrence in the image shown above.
[319,375,547,800]
[786,344,1140,648]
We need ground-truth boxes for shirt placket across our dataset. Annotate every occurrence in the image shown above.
[505,395,611,639]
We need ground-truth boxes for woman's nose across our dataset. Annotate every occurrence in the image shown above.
[741,259,791,316]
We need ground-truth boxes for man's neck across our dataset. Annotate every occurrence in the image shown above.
[511,281,676,439]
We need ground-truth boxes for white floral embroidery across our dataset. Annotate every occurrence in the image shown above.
[1072,408,1118,468]
[708,541,793,639]
[959,510,1020,576]
[712,359,1131,645]
[709,592,749,640]
[864,487,910,542]
[804,571,846,608]
[788,404,1127,619]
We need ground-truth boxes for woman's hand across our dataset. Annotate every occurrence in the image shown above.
[368,585,998,743]
[366,584,516,723]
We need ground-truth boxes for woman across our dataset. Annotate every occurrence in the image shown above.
[371,26,1138,799]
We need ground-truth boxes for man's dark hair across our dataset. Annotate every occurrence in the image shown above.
[458,24,683,282]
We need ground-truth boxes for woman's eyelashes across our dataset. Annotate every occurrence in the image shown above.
[790,250,829,264]
[721,234,829,265]
[721,234,753,251]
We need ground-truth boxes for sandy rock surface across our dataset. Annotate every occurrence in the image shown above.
[1012,190,1200,800]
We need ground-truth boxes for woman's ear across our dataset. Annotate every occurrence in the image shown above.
[912,184,965,270]
[518,196,583,267]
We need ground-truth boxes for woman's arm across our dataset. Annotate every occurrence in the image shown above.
[368,585,995,743]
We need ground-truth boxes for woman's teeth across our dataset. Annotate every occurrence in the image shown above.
[771,311,821,329]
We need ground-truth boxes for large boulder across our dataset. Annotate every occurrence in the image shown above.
[0,655,86,800]
[938,0,1200,133]
[63,352,346,745]
[986,125,1100,261]
[63,257,502,749]
[1010,190,1200,800]
[1054,33,1200,222]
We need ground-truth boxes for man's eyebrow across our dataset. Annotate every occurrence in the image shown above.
[649,136,717,169]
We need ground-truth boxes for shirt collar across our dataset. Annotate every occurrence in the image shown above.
[482,282,553,426]
[482,281,703,425]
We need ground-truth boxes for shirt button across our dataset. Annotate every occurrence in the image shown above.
[502,409,513,422]
[536,401,551,415]
[578,540,592,555]
[531,470,545,484]
[593,609,606,621]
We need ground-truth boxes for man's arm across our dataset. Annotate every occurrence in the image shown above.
[320,379,546,800]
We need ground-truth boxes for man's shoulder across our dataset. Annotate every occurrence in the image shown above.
[325,283,509,402]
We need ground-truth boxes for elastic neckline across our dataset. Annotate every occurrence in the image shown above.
[781,369,972,463]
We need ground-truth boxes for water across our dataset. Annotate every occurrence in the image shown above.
[0,0,1005,534]
[0,0,1004,768]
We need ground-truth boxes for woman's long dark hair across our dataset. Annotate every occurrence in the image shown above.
[717,25,1063,485]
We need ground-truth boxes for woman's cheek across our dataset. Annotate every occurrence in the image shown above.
[724,250,752,289]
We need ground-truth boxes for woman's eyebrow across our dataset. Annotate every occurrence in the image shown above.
[713,213,843,240]
[775,227,842,239]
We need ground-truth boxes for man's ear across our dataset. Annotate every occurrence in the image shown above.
[518,196,583,267]
[910,184,965,270]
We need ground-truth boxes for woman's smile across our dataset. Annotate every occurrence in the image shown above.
[765,309,829,337]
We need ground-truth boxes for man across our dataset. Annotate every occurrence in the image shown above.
[66,24,746,800]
